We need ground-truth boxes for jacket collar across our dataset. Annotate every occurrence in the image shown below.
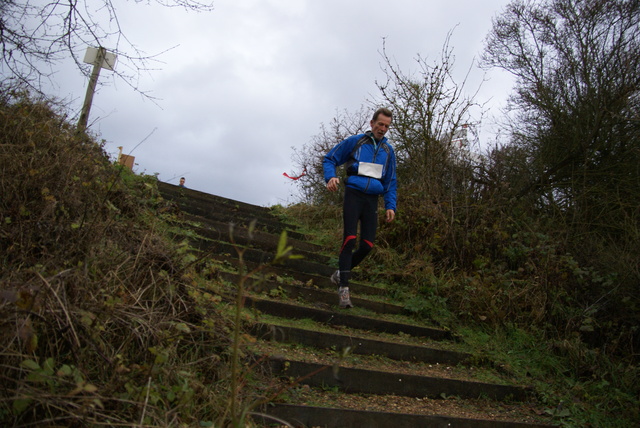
[365,130,386,145]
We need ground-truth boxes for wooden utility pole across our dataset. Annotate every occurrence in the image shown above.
[77,47,116,132]
[77,47,105,131]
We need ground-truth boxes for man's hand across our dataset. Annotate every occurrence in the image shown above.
[385,209,395,223]
[327,177,340,192]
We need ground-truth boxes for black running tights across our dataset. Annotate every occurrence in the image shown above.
[338,187,378,286]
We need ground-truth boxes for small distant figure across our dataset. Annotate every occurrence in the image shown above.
[179,177,186,188]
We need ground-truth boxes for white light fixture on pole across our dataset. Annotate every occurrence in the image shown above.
[77,47,117,131]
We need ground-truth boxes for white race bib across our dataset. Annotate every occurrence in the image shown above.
[358,162,383,179]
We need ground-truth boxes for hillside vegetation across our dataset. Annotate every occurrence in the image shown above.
[0,92,249,426]
[1,87,639,428]
[2,0,639,427]
[292,0,640,388]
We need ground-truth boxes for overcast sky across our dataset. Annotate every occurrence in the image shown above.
[49,0,514,207]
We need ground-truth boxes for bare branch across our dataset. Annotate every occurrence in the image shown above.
[0,0,215,97]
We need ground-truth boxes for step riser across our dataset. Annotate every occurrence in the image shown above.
[221,272,403,315]
[267,359,529,401]
[211,254,389,297]
[191,239,336,277]
[185,213,322,254]
[261,404,552,428]
[190,227,330,265]
[252,324,469,365]
[176,202,307,240]
[245,297,453,341]
[158,182,273,217]
[160,187,309,240]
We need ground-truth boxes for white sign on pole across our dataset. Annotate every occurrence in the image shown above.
[83,47,117,71]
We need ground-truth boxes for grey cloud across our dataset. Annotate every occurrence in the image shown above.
[49,0,513,206]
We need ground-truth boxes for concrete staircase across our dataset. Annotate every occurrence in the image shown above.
[157,182,555,428]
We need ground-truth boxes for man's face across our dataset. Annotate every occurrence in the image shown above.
[370,114,392,140]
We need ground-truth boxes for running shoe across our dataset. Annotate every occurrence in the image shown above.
[338,286,353,308]
[330,270,340,286]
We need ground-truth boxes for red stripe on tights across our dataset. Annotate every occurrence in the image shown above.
[340,235,357,253]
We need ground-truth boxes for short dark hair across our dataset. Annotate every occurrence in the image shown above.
[372,107,392,122]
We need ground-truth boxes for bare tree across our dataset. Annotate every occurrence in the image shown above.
[482,0,640,355]
[291,34,484,207]
[290,107,370,205]
[376,33,483,201]
[0,0,214,94]
[482,0,640,208]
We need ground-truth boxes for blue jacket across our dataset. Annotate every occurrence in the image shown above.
[323,131,397,211]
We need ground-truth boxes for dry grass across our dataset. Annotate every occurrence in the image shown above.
[0,92,248,426]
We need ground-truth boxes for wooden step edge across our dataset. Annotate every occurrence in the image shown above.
[182,213,319,252]
[177,201,302,233]
[257,403,556,428]
[166,201,309,241]
[211,254,389,297]
[265,358,533,402]
[176,232,324,264]
[187,237,337,277]
[187,227,330,265]
[157,181,272,214]
[251,323,470,365]
[243,296,453,341]
[219,272,402,315]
